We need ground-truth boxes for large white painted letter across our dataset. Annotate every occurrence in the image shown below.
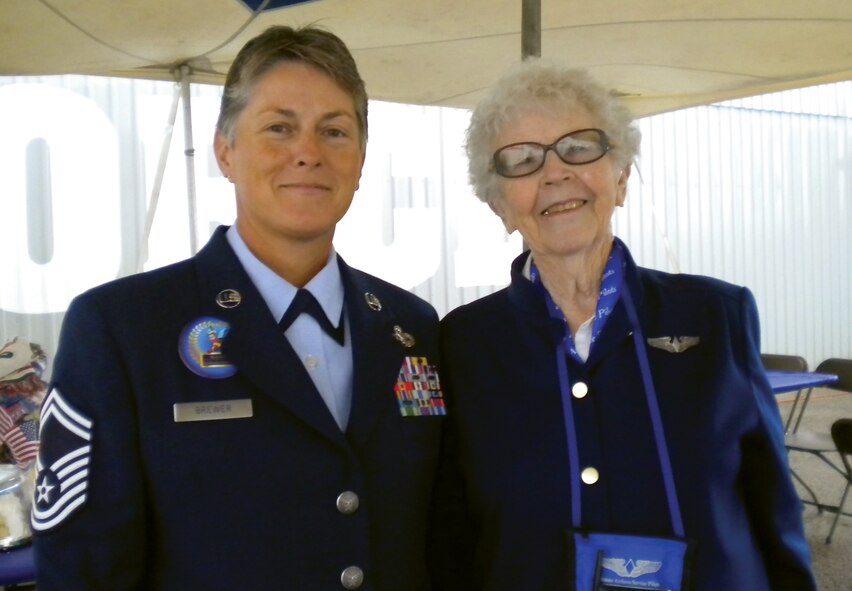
[0,84,121,314]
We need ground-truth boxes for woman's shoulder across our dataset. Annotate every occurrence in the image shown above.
[637,266,748,303]
[76,257,196,303]
[64,258,198,330]
[344,265,439,323]
[441,287,512,328]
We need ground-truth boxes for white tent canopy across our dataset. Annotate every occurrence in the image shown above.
[2,1,850,374]
[2,0,852,117]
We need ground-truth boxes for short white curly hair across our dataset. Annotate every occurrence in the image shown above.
[465,59,641,205]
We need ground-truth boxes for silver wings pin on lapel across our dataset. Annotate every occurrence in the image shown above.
[646,336,700,353]
[392,325,416,348]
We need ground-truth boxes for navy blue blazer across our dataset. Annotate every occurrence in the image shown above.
[434,241,815,591]
[33,226,444,590]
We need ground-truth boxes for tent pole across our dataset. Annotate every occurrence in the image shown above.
[136,83,181,273]
[179,64,199,254]
[520,0,540,253]
[521,0,541,59]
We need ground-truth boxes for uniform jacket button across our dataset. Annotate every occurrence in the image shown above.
[336,491,360,515]
[581,466,600,484]
[340,565,364,589]
[572,381,589,398]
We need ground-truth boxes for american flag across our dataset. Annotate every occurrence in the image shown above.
[0,405,40,466]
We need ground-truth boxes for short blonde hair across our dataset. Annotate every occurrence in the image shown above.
[216,25,368,151]
[465,59,641,205]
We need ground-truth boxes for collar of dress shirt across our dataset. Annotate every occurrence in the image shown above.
[521,251,533,279]
[225,225,345,327]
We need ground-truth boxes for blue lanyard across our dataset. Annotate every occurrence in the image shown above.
[544,249,685,537]
[531,249,622,363]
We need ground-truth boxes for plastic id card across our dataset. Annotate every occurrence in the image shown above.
[572,531,692,591]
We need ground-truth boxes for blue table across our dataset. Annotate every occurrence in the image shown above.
[0,543,35,588]
[767,370,839,432]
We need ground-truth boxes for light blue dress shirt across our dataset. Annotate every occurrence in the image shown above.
[226,226,354,430]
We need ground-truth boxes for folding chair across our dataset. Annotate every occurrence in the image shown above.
[761,354,808,372]
[826,418,852,544]
[761,353,808,432]
[785,358,852,514]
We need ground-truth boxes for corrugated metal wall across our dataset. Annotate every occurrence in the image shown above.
[614,83,852,368]
[1,76,849,373]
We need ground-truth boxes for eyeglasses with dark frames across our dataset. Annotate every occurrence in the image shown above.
[491,128,611,178]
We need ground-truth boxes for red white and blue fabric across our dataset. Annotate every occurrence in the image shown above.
[394,356,446,416]
[0,403,40,466]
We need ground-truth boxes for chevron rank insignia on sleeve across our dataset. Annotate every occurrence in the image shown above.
[31,388,93,532]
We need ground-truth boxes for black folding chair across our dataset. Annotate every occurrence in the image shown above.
[761,353,808,372]
[785,358,852,517]
[761,353,808,432]
[826,418,852,544]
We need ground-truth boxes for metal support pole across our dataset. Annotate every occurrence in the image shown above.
[136,83,181,273]
[519,0,541,252]
[179,64,199,254]
[521,0,541,60]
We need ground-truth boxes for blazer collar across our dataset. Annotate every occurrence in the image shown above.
[505,238,646,366]
[338,259,412,449]
[192,227,408,449]
[192,227,346,447]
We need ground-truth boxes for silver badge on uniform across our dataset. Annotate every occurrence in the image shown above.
[364,292,382,311]
[173,399,253,422]
[392,325,415,348]
[646,336,700,353]
[215,289,242,308]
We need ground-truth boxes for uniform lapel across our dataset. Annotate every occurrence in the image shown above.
[192,228,347,448]
[339,259,407,449]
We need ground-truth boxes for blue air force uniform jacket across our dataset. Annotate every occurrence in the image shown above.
[32,226,444,590]
[434,241,815,591]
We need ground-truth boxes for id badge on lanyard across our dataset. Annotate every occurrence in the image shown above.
[572,530,691,591]
[542,246,693,591]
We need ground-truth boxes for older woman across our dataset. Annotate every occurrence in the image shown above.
[33,26,444,590]
[435,61,815,590]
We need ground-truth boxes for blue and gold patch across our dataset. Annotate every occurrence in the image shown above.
[178,317,237,379]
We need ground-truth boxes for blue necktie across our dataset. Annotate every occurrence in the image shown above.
[278,289,345,345]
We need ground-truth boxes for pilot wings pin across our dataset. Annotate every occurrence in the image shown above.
[646,336,700,353]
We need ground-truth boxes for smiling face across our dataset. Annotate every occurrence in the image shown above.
[214,62,365,261]
[490,106,629,262]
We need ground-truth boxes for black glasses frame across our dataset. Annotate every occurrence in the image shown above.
[491,128,611,178]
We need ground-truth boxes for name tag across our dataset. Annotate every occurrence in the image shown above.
[572,530,691,591]
[173,399,253,422]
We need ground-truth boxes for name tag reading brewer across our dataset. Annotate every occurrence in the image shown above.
[173,399,253,422]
